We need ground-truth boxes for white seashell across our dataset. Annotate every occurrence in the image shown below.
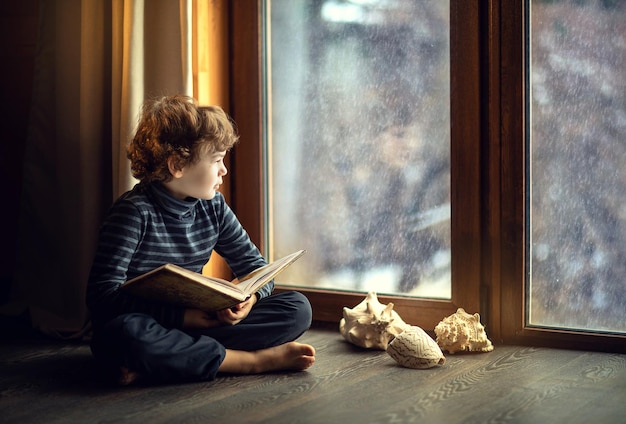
[434,308,494,354]
[339,291,410,350]
[386,326,446,369]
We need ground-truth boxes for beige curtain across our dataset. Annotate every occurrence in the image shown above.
[111,0,193,198]
[9,0,228,338]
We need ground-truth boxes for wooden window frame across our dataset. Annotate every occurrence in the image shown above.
[490,0,624,352]
[227,0,480,332]
[226,0,625,352]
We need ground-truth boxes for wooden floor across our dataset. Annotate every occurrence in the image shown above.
[1,322,625,424]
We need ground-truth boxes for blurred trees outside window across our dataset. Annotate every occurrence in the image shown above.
[528,0,626,333]
[267,0,451,299]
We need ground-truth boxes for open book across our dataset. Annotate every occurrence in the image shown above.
[120,250,305,312]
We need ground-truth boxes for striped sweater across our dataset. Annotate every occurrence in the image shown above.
[86,182,269,328]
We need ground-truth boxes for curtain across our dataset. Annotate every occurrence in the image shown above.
[111,0,193,198]
[9,0,217,338]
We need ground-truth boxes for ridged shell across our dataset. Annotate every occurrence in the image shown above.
[434,308,494,354]
[339,291,410,350]
[386,326,446,369]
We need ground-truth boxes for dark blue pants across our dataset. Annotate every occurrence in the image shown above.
[90,291,312,383]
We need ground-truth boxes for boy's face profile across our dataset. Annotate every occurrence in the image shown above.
[164,150,228,200]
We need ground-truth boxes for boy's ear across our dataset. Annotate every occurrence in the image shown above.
[167,156,184,178]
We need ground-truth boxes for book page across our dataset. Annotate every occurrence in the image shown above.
[238,250,305,293]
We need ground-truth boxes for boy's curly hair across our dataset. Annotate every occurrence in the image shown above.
[127,94,239,183]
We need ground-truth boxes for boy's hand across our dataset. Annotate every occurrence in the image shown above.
[182,308,220,329]
[215,294,257,326]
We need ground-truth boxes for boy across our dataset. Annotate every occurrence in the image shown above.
[86,94,315,385]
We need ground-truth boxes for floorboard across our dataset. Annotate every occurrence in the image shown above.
[1,324,625,423]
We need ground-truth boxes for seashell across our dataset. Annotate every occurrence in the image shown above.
[386,326,446,369]
[434,308,494,354]
[339,291,410,350]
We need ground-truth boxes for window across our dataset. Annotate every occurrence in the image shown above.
[230,0,482,329]
[228,0,625,351]
[527,0,626,334]
[266,1,451,300]
[496,0,625,351]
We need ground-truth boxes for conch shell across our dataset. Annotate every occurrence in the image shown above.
[386,325,446,369]
[339,292,410,350]
[434,308,494,354]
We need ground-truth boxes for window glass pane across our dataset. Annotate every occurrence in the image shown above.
[267,0,450,299]
[528,0,626,333]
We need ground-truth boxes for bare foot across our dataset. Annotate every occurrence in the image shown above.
[219,342,316,375]
[118,366,141,386]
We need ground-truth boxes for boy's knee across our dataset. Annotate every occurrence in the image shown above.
[283,291,313,332]
[117,313,158,340]
[295,292,313,323]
